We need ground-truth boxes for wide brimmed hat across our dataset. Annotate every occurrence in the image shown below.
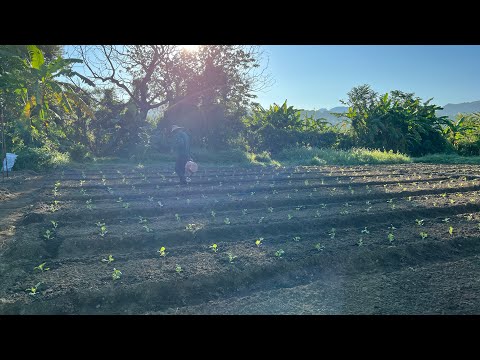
[171,125,184,132]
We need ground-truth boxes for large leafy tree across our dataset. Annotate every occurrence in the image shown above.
[73,45,269,149]
[339,85,451,156]
[0,45,94,149]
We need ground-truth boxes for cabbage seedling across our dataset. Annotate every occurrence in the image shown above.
[226,252,237,263]
[175,264,183,273]
[387,233,395,243]
[275,249,285,258]
[420,232,428,240]
[415,219,424,226]
[361,227,370,234]
[292,236,301,242]
[449,226,454,236]
[255,238,263,247]
[175,214,180,221]
[43,229,53,240]
[224,218,231,225]
[102,255,114,264]
[143,225,153,233]
[287,214,293,220]
[26,282,41,295]
[242,209,248,215]
[112,268,122,280]
[51,221,58,229]
[328,228,336,239]
[34,262,50,272]
[209,244,218,253]
[314,243,325,251]
[158,247,167,257]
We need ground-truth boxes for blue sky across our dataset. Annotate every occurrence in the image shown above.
[255,45,480,110]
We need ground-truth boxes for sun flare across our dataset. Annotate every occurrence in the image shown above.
[180,45,200,52]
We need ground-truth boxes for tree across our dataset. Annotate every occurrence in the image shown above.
[338,85,451,156]
[73,45,270,149]
[0,45,94,149]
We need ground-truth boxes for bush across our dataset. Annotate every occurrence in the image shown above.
[68,143,92,163]
[13,147,70,172]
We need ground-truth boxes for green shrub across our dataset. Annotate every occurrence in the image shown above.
[13,147,70,172]
[68,143,92,163]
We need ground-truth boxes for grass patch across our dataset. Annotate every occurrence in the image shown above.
[276,147,411,165]
[413,154,480,164]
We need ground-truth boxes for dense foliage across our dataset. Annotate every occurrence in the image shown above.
[2,46,480,170]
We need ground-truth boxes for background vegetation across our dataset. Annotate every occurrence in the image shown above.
[2,45,480,171]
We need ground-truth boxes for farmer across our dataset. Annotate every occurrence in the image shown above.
[170,125,191,185]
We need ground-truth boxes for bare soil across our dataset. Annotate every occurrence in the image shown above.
[1,163,480,314]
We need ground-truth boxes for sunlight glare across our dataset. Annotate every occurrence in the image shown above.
[180,45,200,52]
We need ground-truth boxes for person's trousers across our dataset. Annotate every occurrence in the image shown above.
[175,154,189,183]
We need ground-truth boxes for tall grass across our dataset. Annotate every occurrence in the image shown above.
[276,147,412,165]
[413,154,480,164]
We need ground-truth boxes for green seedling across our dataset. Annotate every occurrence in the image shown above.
[116,197,123,203]
[148,196,154,202]
[387,233,395,243]
[415,219,424,226]
[304,180,309,186]
[450,199,456,204]
[328,228,336,239]
[175,264,183,273]
[187,199,191,205]
[361,227,370,234]
[287,214,293,220]
[209,244,218,253]
[441,193,447,198]
[211,210,216,218]
[320,203,327,209]
[51,221,58,230]
[80,180,85,186]
[43,229,53,240]
[268,207,273,213]
[420,232,428,240]
[314,243,325,251]
[275,249,285,258]
[143,225,153,233]
[388,224,396,231]
[224,218,231,225]
[226,252,237,263]
[449,226,454,236]
[466,214,474,221]
[102,255,114,264]
[258,217,265,224]
[175,214,180,221]
[34,262,49,272]
[26,282,41,295]
[357,237,364,246]
[315,210,321,218]
[95,221,105,227]
[138,216,148,224]
[157,201,164,207]
[442,218,450,223]
[107,187,114,194]
[340,210,349,215]
[185,223,201,234]
[255,238,263,247]
[86,199,93,210]
[292,236,301,242]
[407,196,412,201]
[99,225,108,237]
[158,247,168,257]
[112,268,122,280]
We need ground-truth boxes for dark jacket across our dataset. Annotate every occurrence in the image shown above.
[172,129,191,157]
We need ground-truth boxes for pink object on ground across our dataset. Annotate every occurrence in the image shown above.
[185,161,198,176]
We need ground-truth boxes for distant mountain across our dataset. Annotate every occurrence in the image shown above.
[299,107,348,125]
[436,100,480,119]
[299,100,480,124]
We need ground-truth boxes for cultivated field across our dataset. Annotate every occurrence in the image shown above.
[1,163,480,314]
